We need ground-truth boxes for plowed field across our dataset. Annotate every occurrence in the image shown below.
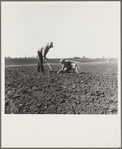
[5,60,118,114]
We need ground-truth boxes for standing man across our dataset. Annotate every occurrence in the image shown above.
[36,42,53,72]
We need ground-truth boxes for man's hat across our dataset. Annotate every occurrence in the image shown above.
[50,42,53,47]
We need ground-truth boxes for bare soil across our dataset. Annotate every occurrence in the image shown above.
[5,60,118,114]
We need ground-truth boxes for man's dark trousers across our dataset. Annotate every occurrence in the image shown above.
[37,50,44,72]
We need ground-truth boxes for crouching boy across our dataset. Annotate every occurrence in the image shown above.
[57,59,79,74]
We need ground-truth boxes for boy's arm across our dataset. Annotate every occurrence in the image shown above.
[57,65,65,74]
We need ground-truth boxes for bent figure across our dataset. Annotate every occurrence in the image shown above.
[57,59,79,74]
[37,42,53,72]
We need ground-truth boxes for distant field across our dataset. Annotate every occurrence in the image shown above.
[5,58,116,66]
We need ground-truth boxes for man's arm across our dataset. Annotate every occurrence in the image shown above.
[43,47,49,62]
[43,56,48,62]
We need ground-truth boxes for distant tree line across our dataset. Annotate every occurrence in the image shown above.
[5,56,115,66]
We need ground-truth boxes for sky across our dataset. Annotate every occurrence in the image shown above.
[2,2,120,58]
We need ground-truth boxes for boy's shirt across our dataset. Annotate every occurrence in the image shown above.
[62,60,76,68]
[57,60,77,74]
[62,60,72,68]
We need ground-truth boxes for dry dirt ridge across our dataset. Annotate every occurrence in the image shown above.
[5,60,118,114]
